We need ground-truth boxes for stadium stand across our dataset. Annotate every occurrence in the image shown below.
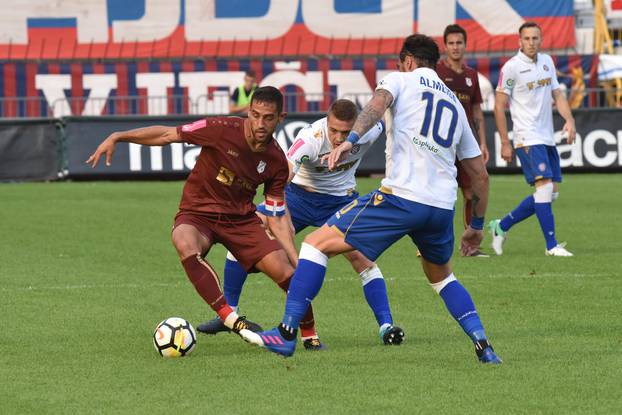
[0,0,621,181]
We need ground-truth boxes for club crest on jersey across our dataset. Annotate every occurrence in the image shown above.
[257,160,266,173]
[465,77,472,87]
[543,64,549,72]
[350,144,360,154]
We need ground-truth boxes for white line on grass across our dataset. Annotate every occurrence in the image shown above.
[1,272,601,293]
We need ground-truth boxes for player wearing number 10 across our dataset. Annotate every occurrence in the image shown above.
[243,34,501,363]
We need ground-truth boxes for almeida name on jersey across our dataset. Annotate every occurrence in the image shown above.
[376,67,481,210]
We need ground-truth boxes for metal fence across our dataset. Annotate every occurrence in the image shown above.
[0,88,618,119]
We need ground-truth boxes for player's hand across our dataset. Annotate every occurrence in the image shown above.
[500,141,513,163]
[562,120,576,145]
[322,141,353,170]
[85,134,117,168]
[460,227,484,256]
[480,144,490,164]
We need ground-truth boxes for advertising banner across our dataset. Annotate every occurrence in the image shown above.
[0,119,61,181]
[64,109,622,179]
[0,1,575,60]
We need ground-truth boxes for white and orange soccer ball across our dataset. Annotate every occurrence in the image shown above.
[153,317,197,358]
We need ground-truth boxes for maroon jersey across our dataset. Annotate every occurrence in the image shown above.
[436,59,482,128]
[176,116,288,216]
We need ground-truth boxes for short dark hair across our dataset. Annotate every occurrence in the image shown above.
[443,24,467,44]
[250,86,283,113]
[328,99,358,122]
[519,21,542,35]
[399,34,440,70]
[245,69,257,78]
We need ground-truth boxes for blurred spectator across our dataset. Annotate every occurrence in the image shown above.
[229,70,258,114]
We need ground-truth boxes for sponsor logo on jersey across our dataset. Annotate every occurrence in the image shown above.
[526,78,552,91]
[257,160,266,173]
[227,149,239,157]
[216,166,254,190]
[465,77,472,87]
[412,136,439,154]
[520,69,532,73]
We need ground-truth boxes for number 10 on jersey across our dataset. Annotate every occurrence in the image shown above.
[419,91,458,148]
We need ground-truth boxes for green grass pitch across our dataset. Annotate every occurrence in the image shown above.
[1,174,620,414]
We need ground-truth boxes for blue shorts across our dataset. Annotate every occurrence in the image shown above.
[257,183,358,233]
[515,144,562,185]
[326,190,455,265]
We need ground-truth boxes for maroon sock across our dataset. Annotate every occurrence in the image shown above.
[182,254,233,320]
[278,277,316,336]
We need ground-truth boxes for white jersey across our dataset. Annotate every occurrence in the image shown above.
[286,117,383,196]
[376,68,481,210]
[497,50,560,147]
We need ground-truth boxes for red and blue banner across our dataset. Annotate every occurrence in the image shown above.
[0,1,576,60]
[0,54,597,118]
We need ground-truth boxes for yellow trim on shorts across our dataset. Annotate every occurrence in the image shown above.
[344,194,375,237]
[379,185,392,194]
[329,225,344,237]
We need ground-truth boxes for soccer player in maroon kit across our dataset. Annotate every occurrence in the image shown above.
[86,87,322,347]
[437,24,490,256]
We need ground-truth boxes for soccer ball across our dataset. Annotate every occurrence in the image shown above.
[153,317,197,358]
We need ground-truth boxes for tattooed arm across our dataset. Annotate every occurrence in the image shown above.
[325,89,394,170]
[352,89,394,136]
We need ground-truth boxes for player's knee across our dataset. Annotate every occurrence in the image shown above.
[302,233,325,252]
[461,187,473,200]
[171,234,201,259]
[302,225,345,257]
[345,251,373,273]
[533,181,554,203]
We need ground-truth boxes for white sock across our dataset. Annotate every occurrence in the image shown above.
[429,273,457,295]
[299,242,328,266]
[359,264,384,286]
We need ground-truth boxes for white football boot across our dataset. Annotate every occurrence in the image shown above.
[546,242,573,257]
[488,219,506,256]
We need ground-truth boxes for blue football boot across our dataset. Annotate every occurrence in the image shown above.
[241,327,297,357]
[475,340,502,364]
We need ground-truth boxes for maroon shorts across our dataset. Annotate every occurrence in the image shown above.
[455,159,471,189]
[173,211,283,272]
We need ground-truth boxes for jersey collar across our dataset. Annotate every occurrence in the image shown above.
[441,58,466,74]
[517,49,539,64]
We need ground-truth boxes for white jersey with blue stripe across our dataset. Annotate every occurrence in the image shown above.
[286,117,383,196]
[376,68,481,210]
